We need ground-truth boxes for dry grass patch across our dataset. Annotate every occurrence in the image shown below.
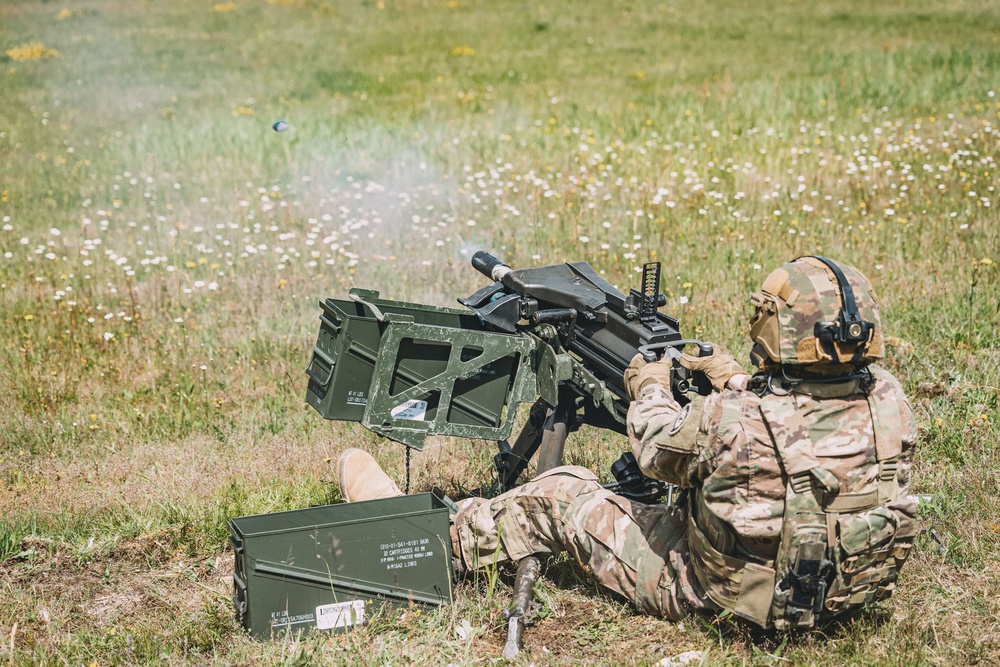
[1,537,234,659]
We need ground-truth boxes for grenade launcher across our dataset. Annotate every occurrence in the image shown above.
[305,251,712,498]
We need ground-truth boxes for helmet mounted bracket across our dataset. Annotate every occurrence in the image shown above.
[799,255,874,364]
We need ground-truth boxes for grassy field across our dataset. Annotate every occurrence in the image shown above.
[1,0,999,664]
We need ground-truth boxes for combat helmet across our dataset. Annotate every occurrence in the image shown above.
[748,256,884,371]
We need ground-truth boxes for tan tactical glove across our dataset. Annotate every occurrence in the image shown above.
[678,345,747,393]
[624,354,674,401]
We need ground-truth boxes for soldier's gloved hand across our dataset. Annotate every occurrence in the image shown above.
[678,345,748,393]
[624,353,673,401]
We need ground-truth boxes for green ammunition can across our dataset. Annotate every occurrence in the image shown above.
[304,289,537,450]
[229,493,454,639]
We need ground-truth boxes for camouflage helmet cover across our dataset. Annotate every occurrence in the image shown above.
[748,256,884,369]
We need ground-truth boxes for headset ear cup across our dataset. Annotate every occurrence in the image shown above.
[812,332,837,363]
[750,343,781,371]
[749,309,767,340]
[748,299,784,366]
[866,324,885,359]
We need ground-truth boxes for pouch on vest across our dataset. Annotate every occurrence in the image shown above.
[754,386,916,630]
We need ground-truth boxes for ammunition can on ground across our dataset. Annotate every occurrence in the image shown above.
[229,493,454,639]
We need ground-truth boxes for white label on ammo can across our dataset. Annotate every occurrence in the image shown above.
[315,599,366,630]
[390,399,428,421]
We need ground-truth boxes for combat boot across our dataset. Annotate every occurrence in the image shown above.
[335,448,403,502]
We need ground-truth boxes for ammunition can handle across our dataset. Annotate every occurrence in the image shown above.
[349,290,387,322]
[305,347,337,387]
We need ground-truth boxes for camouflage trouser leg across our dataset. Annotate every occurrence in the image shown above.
[451,465,690,620]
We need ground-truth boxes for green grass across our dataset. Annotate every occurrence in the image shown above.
[1,0,999,664]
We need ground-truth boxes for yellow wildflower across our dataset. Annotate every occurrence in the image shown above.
[451,45,475,57]
[213,2,237,12]
[6,42,60,62]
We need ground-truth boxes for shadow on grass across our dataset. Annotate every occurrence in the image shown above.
[464,549,921,661]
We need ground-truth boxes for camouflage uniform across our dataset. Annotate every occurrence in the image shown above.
[450,367,917,623]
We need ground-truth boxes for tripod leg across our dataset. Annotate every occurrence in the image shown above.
[493,399,548,494]
[502,556,541,658]
[535,386,573,474]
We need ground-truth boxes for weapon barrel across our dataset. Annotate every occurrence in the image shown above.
[471,251,512,283]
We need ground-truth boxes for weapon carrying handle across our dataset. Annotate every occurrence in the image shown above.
[637,339,714,363]
[636,340,715,396]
